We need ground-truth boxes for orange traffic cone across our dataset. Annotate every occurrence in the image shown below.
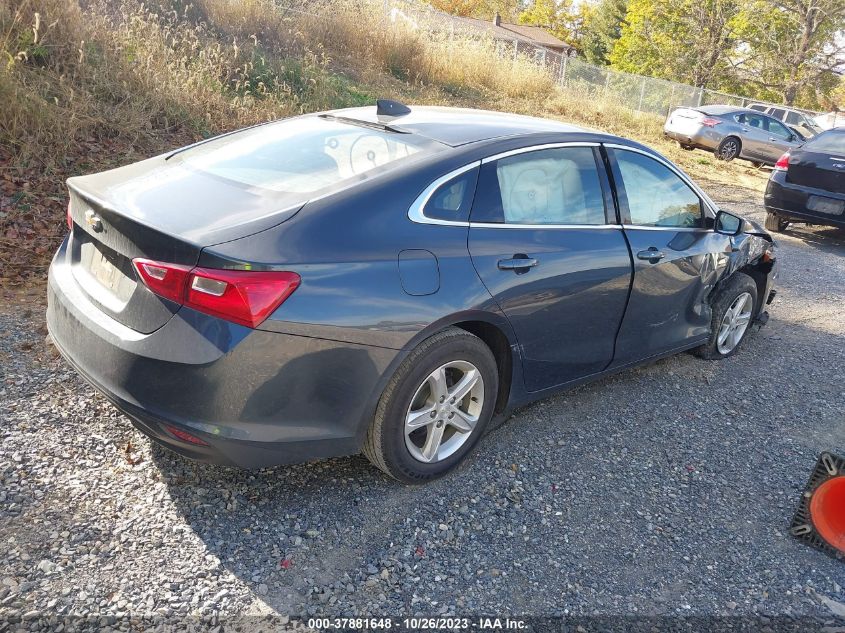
[791,452,845,559]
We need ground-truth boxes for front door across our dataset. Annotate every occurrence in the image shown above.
[468,144,633,392]
[606,146,732,365]
[762,116,800,163]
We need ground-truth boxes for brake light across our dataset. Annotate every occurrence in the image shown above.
[67,201,73,231]
[132,258,300,328]
[774,152,790,171]
[701,117,722,127]
[186,267,300,328]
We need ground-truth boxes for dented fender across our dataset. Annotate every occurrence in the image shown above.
[713,217,777,313]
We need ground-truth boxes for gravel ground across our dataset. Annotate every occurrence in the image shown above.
[1,181,844,631]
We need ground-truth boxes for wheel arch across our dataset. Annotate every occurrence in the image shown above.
[357,310,520,446]
[451,319,514,415]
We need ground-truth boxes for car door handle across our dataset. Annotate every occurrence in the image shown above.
[637,249,665,262]
[498,256,538,272]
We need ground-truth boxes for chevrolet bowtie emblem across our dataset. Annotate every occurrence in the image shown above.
[85,209,103,232]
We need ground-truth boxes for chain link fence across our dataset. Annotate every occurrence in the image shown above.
[382,0,821,119]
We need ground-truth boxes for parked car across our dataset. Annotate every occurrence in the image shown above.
[747,103,822,138]
[47,103,778,483]
[664,105,803,166]
[764,128,845,232]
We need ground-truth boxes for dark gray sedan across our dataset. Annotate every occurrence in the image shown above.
[664,105,803,166]
[48,103,778,482]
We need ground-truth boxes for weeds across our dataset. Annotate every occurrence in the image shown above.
[0,0,767,284]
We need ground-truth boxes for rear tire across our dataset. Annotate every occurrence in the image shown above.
[716,136,741,161]
[765,211,789,232]
[363,328,498,483]
[694,273,758,360]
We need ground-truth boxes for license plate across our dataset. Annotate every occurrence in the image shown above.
[89,248,124,291]
[807,195,845,215]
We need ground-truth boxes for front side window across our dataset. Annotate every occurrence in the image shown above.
[614,150,703,228]
[471,146,607,225]
[768,119,792,139]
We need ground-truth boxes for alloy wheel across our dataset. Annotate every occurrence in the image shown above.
[719,139,739,160]
[404,360,485,463]
[716,292,753,354]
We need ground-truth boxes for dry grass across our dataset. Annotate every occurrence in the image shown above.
[0,0,767,283]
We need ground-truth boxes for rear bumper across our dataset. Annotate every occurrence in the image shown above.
[46,237,397,469]
[764,173,845,229]
[663,126,718,149]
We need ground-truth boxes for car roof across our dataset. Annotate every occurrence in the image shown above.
[319,105,588,147]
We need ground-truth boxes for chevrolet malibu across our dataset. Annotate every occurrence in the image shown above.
[48,102,778,483]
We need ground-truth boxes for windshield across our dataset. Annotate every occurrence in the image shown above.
[805,131,845,154]
[178,116,442,194]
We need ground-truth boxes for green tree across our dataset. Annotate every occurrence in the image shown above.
[609,0,741,89]
[733,0,845,107]
[581,0,628,65]
[518,0,577,43]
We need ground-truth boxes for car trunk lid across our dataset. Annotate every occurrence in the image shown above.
[787,150,845,195]
[66,158,303,334]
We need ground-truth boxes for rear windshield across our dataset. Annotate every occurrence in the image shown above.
[179,116,442,194]
[804,131,845,154]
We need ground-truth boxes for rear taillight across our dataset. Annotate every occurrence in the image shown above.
[133,259,192,304]
[67,201,73,231]
[132,258,300,328]
[701,117,722,127]
[774,152,790,171]
[186,267,300,328]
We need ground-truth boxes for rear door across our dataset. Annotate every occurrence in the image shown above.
[735,112,772,159]
[467,143,633,392]
[606,145,730,365]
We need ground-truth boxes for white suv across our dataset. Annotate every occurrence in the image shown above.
[747,103,822,138]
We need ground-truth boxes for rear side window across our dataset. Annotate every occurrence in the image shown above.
[805,131,845,154]
[736,113,768,129]
[180,117,441,194]
[614,150,703,228]
[471,147,607,225]
[770,108,787,120]
[423,168,479,222]
[785,112,802,125]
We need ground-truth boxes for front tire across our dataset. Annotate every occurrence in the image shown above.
[363,328,498,483]
[765,211,789,232]
[716,136,741,161]
[695,273,758,360]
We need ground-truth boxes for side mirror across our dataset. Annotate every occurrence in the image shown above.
[715,210,743,236]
